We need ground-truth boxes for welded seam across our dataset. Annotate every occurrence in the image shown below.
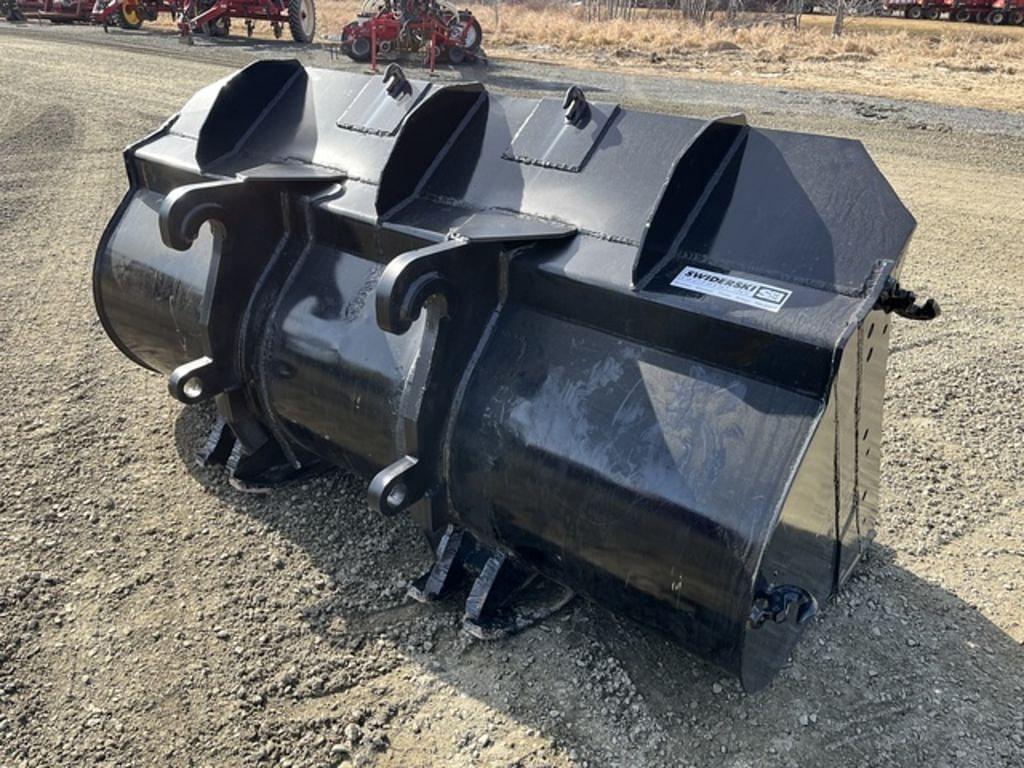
[439,285,506,537]
[415,192,638,246]
[243,202,303,469]
[252,185,342,462]
[853,323,864,545]
[832,381,843,594]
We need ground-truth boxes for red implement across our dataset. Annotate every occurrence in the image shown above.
[340,0,483,65]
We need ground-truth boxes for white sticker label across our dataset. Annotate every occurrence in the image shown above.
[670,266,791,313]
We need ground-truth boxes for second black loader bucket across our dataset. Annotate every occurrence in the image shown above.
[93,60,938,691]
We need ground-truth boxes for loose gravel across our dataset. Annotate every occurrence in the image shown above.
[1,26,1023,768]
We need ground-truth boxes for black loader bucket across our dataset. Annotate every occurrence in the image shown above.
[93,60,938,691]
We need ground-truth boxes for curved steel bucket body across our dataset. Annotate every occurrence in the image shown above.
[94,61,918,690]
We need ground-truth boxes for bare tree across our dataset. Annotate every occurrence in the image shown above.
[721,0,805,29]
[678,0,712,24]
[819,0,880,35]
[583,0,638,22]
[833,0,846,34]
[789,0,805,27]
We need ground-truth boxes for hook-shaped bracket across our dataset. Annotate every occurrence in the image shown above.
[159,178,247,251]
[375,239,476,335]
[376,217,578,335]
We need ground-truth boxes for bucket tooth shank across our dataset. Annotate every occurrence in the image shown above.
[196,416,236,467]
[407,525,472,603]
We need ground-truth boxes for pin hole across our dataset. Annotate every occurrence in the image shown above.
[386,482,407,510]
[182,376,203,400]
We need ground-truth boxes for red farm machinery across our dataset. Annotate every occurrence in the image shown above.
[94,0,315,38]
[90,0,169,30]
[340,0,483,64]
[885,0,1024,22]
[175,0,316,41]
[3,0,94,22]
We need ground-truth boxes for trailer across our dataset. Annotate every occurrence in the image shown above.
[884,0,951,18]
[945,0,1024,22]
[87,0,317,38]
[988,0,1024,23]
[884,0,1024,20]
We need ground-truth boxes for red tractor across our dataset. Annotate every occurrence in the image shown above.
[340,0,483,64]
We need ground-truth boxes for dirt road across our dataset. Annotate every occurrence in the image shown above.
[1,26,1023,768]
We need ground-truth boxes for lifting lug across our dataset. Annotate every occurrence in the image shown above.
[562,85,590,127]
[168,356,225,404]
[368,455,424,517]
[877,278,941,321]
[383,63,411,99]
[749,585,818,629]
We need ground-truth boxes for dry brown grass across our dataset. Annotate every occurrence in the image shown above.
[482,6,1024,111]
[483,4,1024,60]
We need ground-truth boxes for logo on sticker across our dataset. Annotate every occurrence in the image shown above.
[754,286,788,305]
[670,266,792,313]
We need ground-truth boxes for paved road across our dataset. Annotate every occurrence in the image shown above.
[1,24,1023,768]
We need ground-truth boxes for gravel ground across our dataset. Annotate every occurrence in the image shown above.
[1,25,1023,768]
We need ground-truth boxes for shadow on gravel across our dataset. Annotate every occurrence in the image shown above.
[453,63,612,98]
[173,403,1024,765]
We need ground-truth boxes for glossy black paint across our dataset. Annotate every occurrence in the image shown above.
[93,60,930,691]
